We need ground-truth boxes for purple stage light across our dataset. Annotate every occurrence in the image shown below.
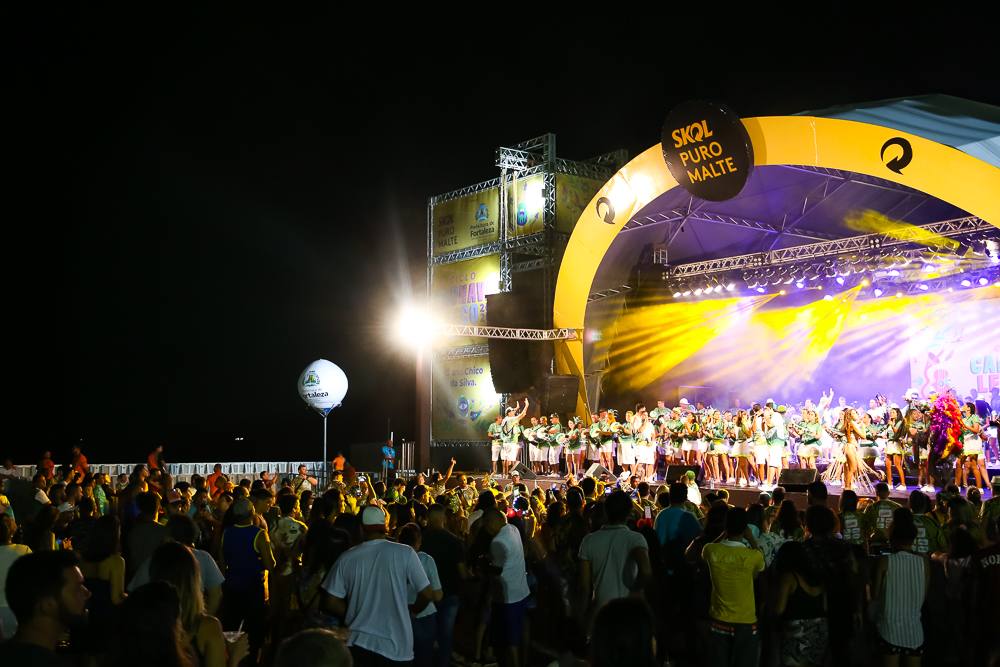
[756,287,766,293]
[836,277,845,285]
[979,277,989,286]
[795,282,804,289]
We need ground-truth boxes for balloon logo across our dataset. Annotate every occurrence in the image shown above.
[298,359,349,415]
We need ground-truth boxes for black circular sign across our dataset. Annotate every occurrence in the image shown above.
[661,101,754,202]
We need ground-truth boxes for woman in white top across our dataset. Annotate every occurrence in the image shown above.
[871,508,930,666]
[0,515,32,639]
[398,523,442,667]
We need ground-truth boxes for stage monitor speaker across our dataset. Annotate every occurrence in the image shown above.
[509,462,536,480]
[777,468,818,492]
[664,465,702,484]
[584,463,614,479]
[544,375,580,415]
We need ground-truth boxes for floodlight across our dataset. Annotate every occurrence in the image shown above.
[726,283,734,291]
[918,284,928,290]
[673,292,681,298]
[873,288,883,297]
[795,282,804,289]
[823,295,833,301]
[779,290,786,295]
[961,279,971,287]
[895,292,902,297]
[399,308,435,345]
[682,290,691,296]
[861,279,870,287]
[694,288,702,295]
[714,285,723,293]
[979,277,989,286]
[756,287,766,293]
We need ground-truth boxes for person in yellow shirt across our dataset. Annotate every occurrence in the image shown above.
[701,507,764,667]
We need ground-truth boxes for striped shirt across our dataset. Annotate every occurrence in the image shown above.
[877,551,926,649]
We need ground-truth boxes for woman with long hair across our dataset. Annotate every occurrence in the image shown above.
[774,540,828,667]
[564,418,582,478]
[681,411,700,467]
[105,581,195,667]
[731,409,754,487]
[77,515,127,655]
[946,496,988,547]
[149,542,249,667]
[774,500,805,541]
[907,409,930,490]
[752,403,768,486]
[882,407,908,490]
[839,408,866,491]
[958,401,986,490]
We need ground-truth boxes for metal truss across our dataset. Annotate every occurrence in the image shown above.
[664,216,992,277]
[588,284,633,302]
[429,177,502,205]
[512,257,553,273]
[622,208,845,242]
[430,231,551,266]
[433,323,577,340]
[780,165,927,196]
[430,440,490,448]
[434,344,490,360]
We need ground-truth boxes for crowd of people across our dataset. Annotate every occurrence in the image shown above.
[1,443,999,667]
[490,390,1000,496]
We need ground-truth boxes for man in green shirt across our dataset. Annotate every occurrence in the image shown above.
[864,482,901,548]
[546,413,565,476]
[500,401,529,477]
[981,476,1000,541]
[488,414,503,475]
[909,490,946,557]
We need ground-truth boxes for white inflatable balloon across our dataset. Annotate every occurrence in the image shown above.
[298,359,348,415]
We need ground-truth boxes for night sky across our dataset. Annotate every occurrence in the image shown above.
[7,7,996,466]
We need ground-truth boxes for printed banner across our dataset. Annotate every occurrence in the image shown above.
[431,255,501,347]
[556,173,608,233]
[909,292,1000,400]
[432,188,500,256]
[507,174,546,237]
[433,355,500,440]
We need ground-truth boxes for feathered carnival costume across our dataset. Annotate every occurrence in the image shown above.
[927,392,963,458]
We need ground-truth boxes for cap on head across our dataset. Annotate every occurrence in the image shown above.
[991,475,1000,488]
[361,505,387,533]
[231,497,253,517]
[165,490,183,504]
[685,470,696,480]
[511,471,520,478]
[776,405,787,414]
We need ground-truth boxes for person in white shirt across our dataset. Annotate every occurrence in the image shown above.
[0,515,32,639]
[398,523,443,667]
[579,491,651,608]
[481,509,530,667]
[323,505,434,667]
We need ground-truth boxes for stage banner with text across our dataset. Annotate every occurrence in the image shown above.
[431,255,501,347]
[909,291,1000,399]
[507,174,546,237]
[556,173,607,233]
[433,355,500,440]
[432,188,500,256]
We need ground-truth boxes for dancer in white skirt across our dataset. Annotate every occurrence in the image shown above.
[617,410,636,475]
[586,413,601,464]
[884,406,908,490]
[680,412,701,466]
[525,416,543,474]
[730,410,754,487]
[545,413,564,476]
[960,401,986,490]
[635,408,657,482]
[564,418,584,478]
[790,408,823,469]
[751,404,768,486]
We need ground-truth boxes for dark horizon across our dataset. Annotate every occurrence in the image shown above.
[7,7,997,466]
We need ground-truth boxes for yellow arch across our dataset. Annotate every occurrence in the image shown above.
[553,115,1000,419]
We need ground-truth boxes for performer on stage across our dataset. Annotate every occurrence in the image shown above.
[597,409,616,471]
[730,409,753,487]
[546,413,564,476]
[487,414,502,475]
[564,417,583,478]
[884,406,908,490]
[907,408,931,491]
[791,408,823,470]
[500,400,528,477]
[525,416,543,474]
[763,403,788,490]
[681,411,701,467]
[618,410,636,477]
[536,416,552,475]
[752,403,768,487]
[960,401,986,490]
[838,408,866,492]
[586,412,601,465]
[634,407,657,483]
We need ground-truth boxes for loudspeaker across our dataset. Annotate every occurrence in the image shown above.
[544,375,580,414]
[585,463,614,479]
[510,462,536,480]
[665,465,702,484]
[487,293,541,393]
[777,468,818,492]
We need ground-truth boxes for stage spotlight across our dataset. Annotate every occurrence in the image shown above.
[683,290,691,296]
[948,288,954,292]
[823,295,833,301]
[918,284,928,290]
[861,279,870,287]
[979,277,989,286]
[714,285,723,293]
[795,282,804,289]
[922,264,936,273]
[896,292,902,297]
[888,269,900,276]
[873,288,883,297]
[694,288,702,295]
[836,277,845,285]
[779,290,786,295]
[673,292,681,298]
[961,279,972,287]
[726,283,734,291]
[399,307,435,345]
[756,287,766,293]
